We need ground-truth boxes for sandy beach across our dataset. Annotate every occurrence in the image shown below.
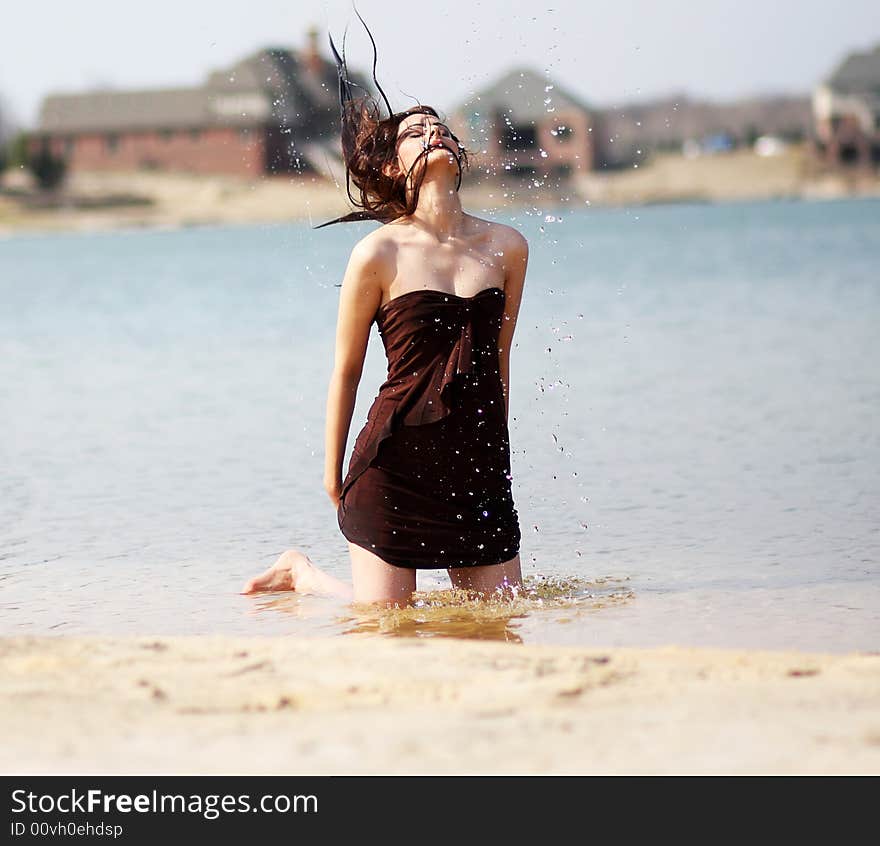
[1,635,878,774]
[2,145,878,237]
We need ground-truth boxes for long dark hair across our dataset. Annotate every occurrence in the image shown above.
[316,11,469,228]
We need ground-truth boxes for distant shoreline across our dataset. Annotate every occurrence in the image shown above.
[2,146,878,238]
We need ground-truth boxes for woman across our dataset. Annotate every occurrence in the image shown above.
[242,26,528,607]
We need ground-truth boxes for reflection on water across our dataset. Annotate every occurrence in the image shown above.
[235,572,636,644]
[336,576,635,642]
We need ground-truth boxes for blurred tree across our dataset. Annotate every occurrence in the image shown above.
[28,139,67,190]
[0,93,12,173]
[7,131,30,168]
[4,130,67,190]
[744,123,761,146]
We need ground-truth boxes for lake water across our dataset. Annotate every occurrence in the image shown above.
[1,197,878,652]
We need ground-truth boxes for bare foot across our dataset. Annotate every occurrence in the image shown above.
[241,549,315,595]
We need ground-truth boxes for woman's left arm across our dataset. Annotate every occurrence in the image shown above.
[497,228,528,424]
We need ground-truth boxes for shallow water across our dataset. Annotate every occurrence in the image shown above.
[1,197,878,652]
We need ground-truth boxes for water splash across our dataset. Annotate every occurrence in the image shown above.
[336,576,635,640]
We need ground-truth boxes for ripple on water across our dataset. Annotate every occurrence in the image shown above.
[335,575,635,641]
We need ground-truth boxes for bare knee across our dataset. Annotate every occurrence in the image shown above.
[348,542,417,606]
[448,555,522,597]
[352,575,416,607]
[352,591,414,609]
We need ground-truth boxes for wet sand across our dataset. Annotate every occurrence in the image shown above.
[1,635,878,774]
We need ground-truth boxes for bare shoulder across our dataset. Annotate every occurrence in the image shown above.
[499,223,529,262]
[347,224,398,271]
[466,215,528,255]
[342,226,396,299]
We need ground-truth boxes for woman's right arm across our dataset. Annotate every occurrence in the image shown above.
[323,236,389,506]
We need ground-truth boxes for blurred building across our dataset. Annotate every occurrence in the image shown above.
[595,93,811,166]
[27,29,356,179]
[811,43,880,169]
[450,68,597,182]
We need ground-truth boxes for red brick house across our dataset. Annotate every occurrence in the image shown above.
[450,67,597,183]
[28,29,361,178]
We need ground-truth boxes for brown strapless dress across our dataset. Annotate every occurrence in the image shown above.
[337,285,521,569]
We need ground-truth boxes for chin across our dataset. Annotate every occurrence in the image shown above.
[426,151,456,165]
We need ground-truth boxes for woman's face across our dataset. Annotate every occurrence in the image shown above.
[391,113,459,180]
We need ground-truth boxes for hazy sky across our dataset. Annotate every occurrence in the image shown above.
[2,0,877,129]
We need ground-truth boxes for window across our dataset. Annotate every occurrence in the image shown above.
[502,123,537,150]
[106,133,119,153]
[160,129,174,143]
[839,144,858,164]
[510,164,536,178]
[553,125,573,143]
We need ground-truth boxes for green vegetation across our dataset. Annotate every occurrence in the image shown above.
[5,131,29,169]
[3,132,68,190]
[29,142,67,190]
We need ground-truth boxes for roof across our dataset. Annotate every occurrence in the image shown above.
[38,87,239,134]
[827,43,880,94]
[36,45,367,138]
[454,66,593,124]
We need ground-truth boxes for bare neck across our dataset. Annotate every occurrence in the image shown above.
[404,174,466,241]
